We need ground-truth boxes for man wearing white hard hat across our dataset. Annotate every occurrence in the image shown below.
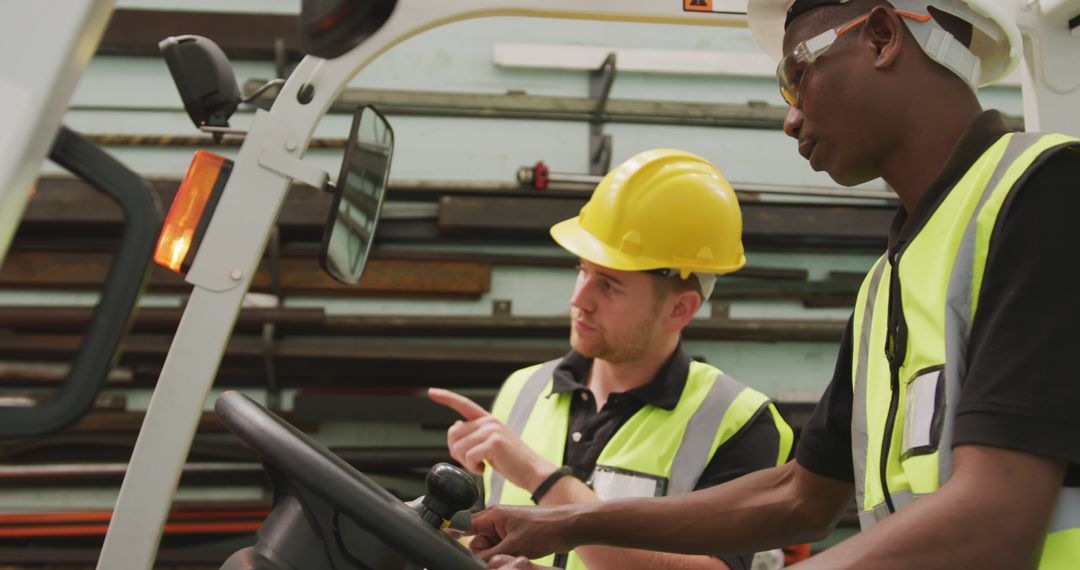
[469,0,1080,568]
[429,149,795,570]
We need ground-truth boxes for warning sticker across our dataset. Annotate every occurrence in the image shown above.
[684,0,745,13]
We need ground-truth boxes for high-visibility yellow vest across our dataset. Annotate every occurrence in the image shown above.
[850,132,1080,568]
[485,358,793,569]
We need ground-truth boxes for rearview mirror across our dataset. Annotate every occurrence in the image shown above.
[319,105,393,285]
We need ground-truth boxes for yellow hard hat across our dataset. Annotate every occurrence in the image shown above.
[550,149,746,278]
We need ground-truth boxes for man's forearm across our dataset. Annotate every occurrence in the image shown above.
[538,478,729,569]
[576,546,731,570]
[562,462,852,556]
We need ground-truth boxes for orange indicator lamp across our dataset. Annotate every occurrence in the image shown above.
[154,150,233,273]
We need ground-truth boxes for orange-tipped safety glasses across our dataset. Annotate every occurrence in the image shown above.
[154,150,233,273]
[777,9,932,107]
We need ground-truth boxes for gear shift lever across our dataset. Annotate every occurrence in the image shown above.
[412,463,479,529]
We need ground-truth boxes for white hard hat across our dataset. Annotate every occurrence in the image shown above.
[747,0,1022,87]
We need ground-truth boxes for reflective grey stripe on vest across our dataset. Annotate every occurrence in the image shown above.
[1050,488,1080,533]
[941,133,1044,484]
[852,257,888,528]
[486,359,560,507]
[668,372,748,495]
[858,489,920,528]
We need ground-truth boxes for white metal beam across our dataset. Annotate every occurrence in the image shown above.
[1015,0,1080,134]
[494,42,776,77]
[0,0,115,267]
[492,41,1023,85]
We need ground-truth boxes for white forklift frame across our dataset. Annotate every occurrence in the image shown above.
[0,1,1077,568]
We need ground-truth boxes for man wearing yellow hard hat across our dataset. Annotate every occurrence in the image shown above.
[468,0,1080,567]
[429,149,794,570]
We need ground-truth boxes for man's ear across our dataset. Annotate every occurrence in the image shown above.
[666,289,702,332]
[865,5,905,70]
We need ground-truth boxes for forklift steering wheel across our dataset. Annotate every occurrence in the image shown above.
[214,390,484,570]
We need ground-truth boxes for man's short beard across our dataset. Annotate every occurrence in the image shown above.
[570,315,659,364]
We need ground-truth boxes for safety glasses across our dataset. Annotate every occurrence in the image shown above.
[777,10,932,107]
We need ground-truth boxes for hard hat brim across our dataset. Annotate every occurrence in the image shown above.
[550,217,746,275]
[747,0,792,62]
[551,217,667,272]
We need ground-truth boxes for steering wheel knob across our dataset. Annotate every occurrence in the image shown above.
[419,462,479,527]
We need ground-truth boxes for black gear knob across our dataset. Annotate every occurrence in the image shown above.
[417,462,479,528]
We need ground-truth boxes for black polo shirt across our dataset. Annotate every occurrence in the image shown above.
[549,344,786,570]
[796,111,1080,488]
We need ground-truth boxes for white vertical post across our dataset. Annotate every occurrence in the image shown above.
[0,0,115,266]
[97,110,297,570]
[1015,0,1080,135]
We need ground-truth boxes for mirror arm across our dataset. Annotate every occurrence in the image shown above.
[240,78,286,104]
[257,147,330,190]
[199,125,249,139]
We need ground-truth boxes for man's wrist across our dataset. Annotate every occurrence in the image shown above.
[531,466,575,504]
[521,460,558,492]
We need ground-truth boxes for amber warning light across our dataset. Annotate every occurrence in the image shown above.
[154,150,233,273]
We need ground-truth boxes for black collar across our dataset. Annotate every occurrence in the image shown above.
[889,110,1012,251]
[549,344,691,411]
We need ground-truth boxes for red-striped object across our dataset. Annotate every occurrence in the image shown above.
[0,507,269,538]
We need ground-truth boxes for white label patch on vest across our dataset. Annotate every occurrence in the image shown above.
[588,465,668,500]
[902,367,945,458]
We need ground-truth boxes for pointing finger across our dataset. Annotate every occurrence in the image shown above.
[429,387,490,421]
